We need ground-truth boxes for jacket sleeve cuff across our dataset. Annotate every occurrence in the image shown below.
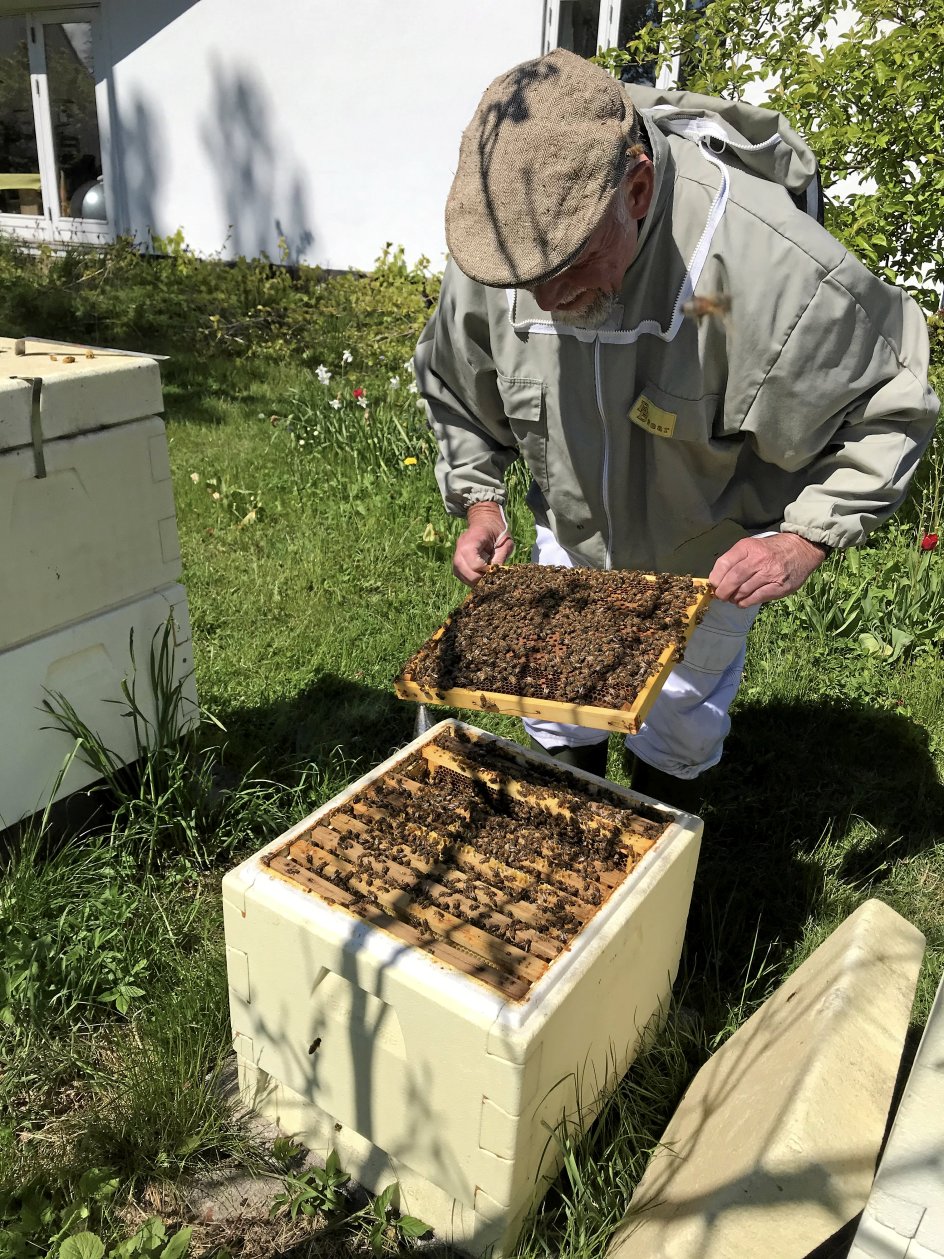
[780,523,845,550]
[461,488,507,513]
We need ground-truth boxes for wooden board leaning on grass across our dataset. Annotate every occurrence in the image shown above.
[394,571,713,735]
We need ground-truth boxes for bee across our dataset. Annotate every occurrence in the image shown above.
[682,293,732,330]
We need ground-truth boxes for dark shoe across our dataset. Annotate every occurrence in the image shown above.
[628,753,703,814]
[528,736,609,779]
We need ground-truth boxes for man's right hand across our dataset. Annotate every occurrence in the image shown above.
[454,501,515,586]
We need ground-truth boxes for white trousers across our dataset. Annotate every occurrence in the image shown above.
[522,526,760,779]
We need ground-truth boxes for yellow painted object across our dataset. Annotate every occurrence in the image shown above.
[223,720,703,1257]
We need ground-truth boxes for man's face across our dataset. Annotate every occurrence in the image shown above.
[528,159,653,327]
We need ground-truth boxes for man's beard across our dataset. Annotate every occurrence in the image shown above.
[549,290,618,329]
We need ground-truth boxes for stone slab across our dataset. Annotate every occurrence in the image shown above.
[609,899,926,1259]
[849,971,944,1259]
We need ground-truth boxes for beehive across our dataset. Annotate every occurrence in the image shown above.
[224,720,702,1256]
[0,337,195,826]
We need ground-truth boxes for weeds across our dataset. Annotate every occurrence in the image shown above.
[783,522,944,662]
[268,1155,430,1253]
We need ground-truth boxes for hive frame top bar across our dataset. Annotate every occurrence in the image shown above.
[223,718,700,1045]
[394,574,713,734]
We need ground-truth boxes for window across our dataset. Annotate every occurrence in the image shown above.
[0,9,110,243]
[614,0,660,86]
[545,0,671,89]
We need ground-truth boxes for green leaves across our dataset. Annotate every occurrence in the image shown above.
[597,0,944,313]
[785,523,944,663]
[269,1149,350,1221]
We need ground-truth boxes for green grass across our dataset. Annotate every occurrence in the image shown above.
[1,324,942,1257]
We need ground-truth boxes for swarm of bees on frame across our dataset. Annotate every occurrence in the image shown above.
[408,565,701,710]
[269,729,670,968]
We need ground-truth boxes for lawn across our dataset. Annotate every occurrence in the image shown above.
[1,242,942,1258]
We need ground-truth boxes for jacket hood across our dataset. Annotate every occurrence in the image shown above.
[629,84,819,198]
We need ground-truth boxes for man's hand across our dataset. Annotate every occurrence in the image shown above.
[454,501,515,586]
[708,533,829,607]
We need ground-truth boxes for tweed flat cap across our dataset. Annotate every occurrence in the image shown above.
[446,48,636,288]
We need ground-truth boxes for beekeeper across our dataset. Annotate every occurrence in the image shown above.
[414,47,938,799]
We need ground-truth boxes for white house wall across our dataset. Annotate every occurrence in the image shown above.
[100,0,544,271]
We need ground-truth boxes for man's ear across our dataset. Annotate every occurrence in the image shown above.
[625,158,654,221]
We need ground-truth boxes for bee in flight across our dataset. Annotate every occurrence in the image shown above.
[682,293,732,329]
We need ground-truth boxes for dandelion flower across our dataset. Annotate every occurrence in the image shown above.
[403,456,418,466]
[316,364,332,386]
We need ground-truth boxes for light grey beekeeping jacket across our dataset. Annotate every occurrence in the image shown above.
[415,86,939,577]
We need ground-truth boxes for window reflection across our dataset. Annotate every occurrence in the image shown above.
[617,0,660,86]
[0,16,44,216]
[557,0,603,59]
[46,21,105,219]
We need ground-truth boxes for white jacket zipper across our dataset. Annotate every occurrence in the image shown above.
[595,336,614,570]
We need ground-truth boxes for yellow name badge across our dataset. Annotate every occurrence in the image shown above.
[628,393,677,438]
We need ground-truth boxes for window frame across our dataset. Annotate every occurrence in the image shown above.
[544,0,679,87]
[0,5,113,245]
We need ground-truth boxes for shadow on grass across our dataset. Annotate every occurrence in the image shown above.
[218,671,418,782]
[686,696,944,992]
[160,353,296,428]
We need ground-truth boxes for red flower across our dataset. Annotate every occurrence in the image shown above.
[353,387,365,399]
[921,533,938,551]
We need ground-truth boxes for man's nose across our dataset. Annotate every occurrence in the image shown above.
[531,274,570,310]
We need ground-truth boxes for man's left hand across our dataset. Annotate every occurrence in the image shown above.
[708,534,829,607]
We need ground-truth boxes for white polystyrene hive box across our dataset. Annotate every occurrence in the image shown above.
[224,720,702,1257]
[849,972,944,1259]
[0,338,178,651]
[0,585,197,827]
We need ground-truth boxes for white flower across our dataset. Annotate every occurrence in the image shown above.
[211,491,221,500]
[190,472,200,483]
[403,358,415,374]
[329,398,342,410]
[316,364,331,386]
[389,375,401,389]
[341,349,353,365]
[357,397,368,409]
[408,381,418,394]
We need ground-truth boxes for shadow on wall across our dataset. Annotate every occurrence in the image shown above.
[110,91,164,243]
[106,4,315,261]
[103,0,200,242]
[200,54,315,262]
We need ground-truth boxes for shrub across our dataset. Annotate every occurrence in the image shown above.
[0,235,437,379]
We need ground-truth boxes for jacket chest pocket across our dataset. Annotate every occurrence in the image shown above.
[627,382,723,444]
[497,373,549,491]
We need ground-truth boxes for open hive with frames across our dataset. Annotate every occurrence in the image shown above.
[263,724,677,999]
[394,564,713,734]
